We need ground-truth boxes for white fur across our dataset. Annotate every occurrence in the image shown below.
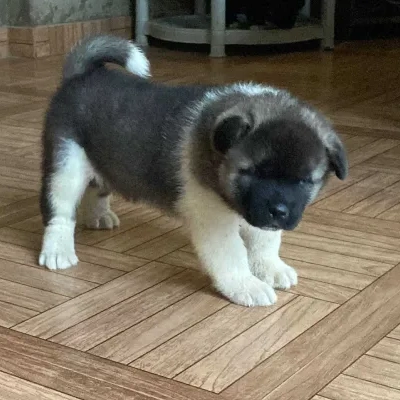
[39,218,78,270]
[205,82,280,102]
[178,134,277,307]
[240,225,298,289]
[80,187,120,230]
[126,42,151,78]
[180,181,277,307]
[39,140,93,270]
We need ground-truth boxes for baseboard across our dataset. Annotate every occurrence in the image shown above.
[0,16,132,59]
[0,28,8,58]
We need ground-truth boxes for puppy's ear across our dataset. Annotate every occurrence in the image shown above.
[211,115,250,154]
[325,132,348,180]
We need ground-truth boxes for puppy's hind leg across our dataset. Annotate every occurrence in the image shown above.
[80,182,120,230]
[40,139,91,270]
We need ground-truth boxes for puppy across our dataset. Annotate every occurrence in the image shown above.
[39,35,348,307]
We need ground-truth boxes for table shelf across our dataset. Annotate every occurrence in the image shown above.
[135,0,335,57]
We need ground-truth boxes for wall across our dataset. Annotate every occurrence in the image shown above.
[0,0,8,26]
[1,0,194,26]
[0,0,193,58]
[29,0,130,25]
[1,0,132,26]
[8,0,31,26]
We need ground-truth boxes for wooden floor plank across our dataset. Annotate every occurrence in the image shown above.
[0,301,38,328]
[0,278,69,312]
[315,166,372,202]
[0,370,81,400]
[377,203,400,221]
[0,257,97,297]
[11,214,45,233]
[159,249,200,270]
[297,220,400,253]
[0,185,36,203]
[286,259,376,290]
[312,397,330,400]
[175,297,337,392]
[95,216,182,252]
[222,264,400,400]
[0,197,40,227]
[288,278,358,304]
[0,327,220,400]
[312,173,399,211]
[127,227,189,260]
[345,355,400,390]
[12,262,182,338]
[304,208,400,239]
[50,270,210,351]
[363,153,400,175]
[348,139,399,167]
[281,243,392,277]
[340,135,377,152]
[320,375,400,400]
[89,289,228,364]
[284,231,400,268]
[131,293,295,378]
[368,337,400,364]
[344,183,400,217]
[388,325,400,340]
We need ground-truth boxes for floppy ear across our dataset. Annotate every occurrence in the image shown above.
[326,132,348,180]
[211,115,251,154]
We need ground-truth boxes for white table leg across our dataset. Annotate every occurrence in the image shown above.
[210,0,226,57]
[136,0,149,46]
[321,0,335,50]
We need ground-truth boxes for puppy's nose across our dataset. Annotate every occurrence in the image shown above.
[270,204,289,221]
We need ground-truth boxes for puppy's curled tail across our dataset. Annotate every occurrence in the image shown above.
[62,34,150,81]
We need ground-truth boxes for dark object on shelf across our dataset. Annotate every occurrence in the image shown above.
[224,0,306,29]
[332,0,400,39]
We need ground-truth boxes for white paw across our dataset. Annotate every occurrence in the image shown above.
[215,275,277,307]
[84,210,120,230]
[39,251,78,270]
[274,263,298,289]
[250,258,298,290]
[39,219,78,270]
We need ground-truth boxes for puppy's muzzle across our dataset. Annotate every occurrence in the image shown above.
[269,203,289,222]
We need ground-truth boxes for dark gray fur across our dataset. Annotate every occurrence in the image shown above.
[41,35,348,231]
[42,55,211,223]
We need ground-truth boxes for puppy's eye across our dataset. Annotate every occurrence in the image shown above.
[239,167,255,175]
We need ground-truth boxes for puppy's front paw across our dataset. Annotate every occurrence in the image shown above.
[250,258,298,290]
[39,221,78,270]
[39,250,78,270]
[215,275,277,307]
[85,210,120,230]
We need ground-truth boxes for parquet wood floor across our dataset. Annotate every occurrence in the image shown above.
[0,38,400,399]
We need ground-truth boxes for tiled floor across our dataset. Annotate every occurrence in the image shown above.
[0,38,400,399]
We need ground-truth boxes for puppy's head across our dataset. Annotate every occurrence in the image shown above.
[208,94,348,231]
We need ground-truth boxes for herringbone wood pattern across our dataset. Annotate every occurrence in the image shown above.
[0,38,400,399]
